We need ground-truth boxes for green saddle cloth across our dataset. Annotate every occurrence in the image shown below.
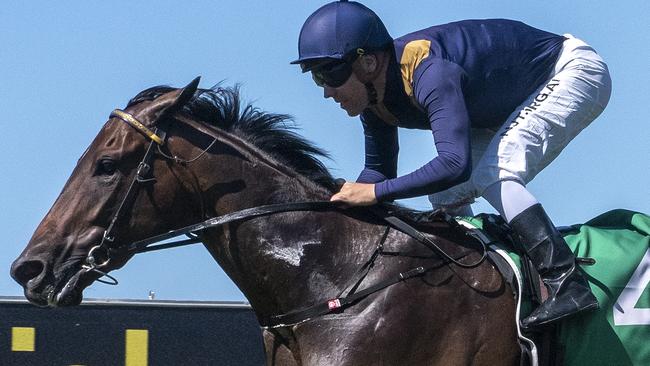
[559,209,650,366]
[464,209,650,366]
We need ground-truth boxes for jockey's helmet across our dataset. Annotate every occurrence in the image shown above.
[291,1,392,72]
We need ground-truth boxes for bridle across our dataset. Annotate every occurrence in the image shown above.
[82,107,489,326]
[82,109,169,283]
[83,109,350,280]
[82,108,350,282]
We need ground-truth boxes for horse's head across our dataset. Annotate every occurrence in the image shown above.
[10,78,201,307]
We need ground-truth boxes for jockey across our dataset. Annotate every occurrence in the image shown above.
[291,1,611,328]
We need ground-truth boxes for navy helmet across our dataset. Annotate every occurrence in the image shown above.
[291,1,392,72]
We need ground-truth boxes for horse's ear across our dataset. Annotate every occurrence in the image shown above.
[139,76,201,125]
[176,76,201,108]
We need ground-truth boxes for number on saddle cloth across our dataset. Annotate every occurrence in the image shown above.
[557,209,650,366]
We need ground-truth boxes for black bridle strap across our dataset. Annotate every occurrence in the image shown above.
[99,110,169,253]
[381,215,488,268]
[125,202,488,269]
[102,138,159,246]
[123,201,341,254]
[335,226,390,299]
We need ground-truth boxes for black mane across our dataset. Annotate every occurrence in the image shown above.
[127,85,336,191]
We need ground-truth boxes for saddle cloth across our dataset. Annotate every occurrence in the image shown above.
[460,209,650,366]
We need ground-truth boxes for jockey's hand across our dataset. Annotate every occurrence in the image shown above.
[330,182,377,206]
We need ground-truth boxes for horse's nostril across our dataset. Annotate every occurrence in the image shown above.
[11,259,46,287]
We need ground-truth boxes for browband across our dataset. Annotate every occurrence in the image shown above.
[110,109,164,145]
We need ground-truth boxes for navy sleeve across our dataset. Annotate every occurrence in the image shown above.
[356,111,399,184]
[375,59,472,201]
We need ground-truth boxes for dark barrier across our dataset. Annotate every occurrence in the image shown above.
[0,296,265,366]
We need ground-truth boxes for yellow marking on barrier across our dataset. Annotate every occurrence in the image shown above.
[125,329,149,366]
[11,327,35,352]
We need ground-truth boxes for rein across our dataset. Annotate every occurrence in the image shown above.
[125,201,339,254]
[85,108,488,326]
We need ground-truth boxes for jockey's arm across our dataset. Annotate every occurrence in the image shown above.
[372,59,472,202]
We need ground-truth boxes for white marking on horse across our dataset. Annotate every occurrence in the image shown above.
[261,239,320,267]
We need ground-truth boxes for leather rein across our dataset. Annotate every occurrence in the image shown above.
[84,109,488,327]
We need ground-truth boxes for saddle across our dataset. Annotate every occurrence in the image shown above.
[394,208,553,366]
[455,210,650,366]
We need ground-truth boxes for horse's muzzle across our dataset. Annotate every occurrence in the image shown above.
[11,256,53,307]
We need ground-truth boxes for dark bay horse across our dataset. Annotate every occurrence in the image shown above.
[11,79,520,365]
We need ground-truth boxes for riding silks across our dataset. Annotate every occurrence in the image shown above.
[462,209,650,366]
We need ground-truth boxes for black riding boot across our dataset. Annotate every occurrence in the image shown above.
[509,204,598,328]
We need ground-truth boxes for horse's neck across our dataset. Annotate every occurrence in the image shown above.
[191,154,378,317]
[173,125,388,317]
[209,160,328,213]
[174,138,313,291]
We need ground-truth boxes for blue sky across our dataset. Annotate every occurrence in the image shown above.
[1,1,648,302]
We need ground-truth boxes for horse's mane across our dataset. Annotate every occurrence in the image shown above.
[127,85,337,191]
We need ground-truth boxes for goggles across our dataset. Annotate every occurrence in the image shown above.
[311,61,354,88]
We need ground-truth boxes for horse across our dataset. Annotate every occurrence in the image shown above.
[11,78,520,365]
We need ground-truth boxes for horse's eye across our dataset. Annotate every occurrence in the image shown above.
[97,158,117,175]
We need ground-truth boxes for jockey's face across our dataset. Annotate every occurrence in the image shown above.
[320,54,382,117]
[322,70,369,117]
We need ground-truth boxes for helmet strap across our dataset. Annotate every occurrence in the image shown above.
[356,51,389,106]
[365,82,378,105]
